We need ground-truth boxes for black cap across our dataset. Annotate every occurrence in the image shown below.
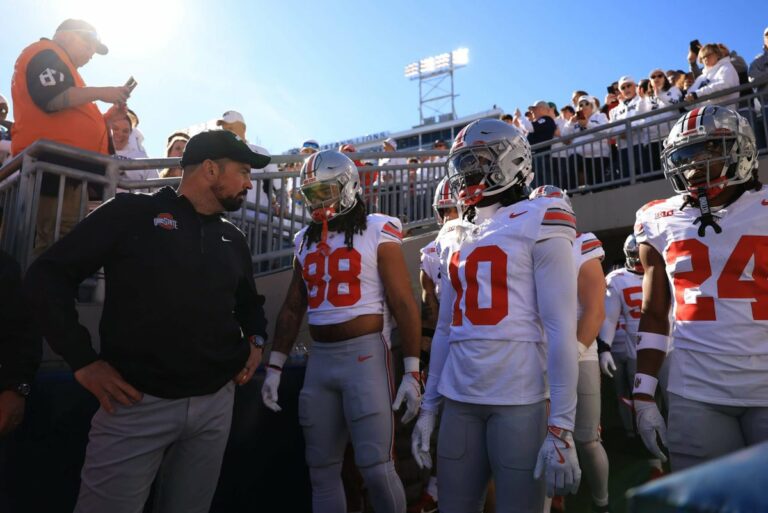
[55,19,108,55]
[180,130,271,169]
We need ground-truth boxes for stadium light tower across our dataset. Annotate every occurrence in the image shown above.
[404,48,469,126]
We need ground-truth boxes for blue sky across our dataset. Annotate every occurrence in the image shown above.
[1,0,765,157]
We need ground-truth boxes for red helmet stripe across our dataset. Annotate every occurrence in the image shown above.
[305,153,318,181]
[686,107,702,132]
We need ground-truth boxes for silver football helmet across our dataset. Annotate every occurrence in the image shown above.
[528,184,572,207]
[299,150,362,222]
[447,118,533,207]
[623,233,643,273]
[432,176,457,224]
[662,106,757,199]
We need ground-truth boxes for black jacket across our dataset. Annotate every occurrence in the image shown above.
[25,187,268,398]
[0,250,41,389]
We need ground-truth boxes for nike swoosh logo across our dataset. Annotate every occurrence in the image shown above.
[554,442,565,464]
[221,236,232,242]
[357,355,373,363]
[509,211,528,219]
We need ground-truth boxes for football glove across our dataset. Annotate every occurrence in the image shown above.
[634,398,668,462]
[599,351,617,377]
[411,410,436,469]
[534,426,581,497]
[392,371,423,424]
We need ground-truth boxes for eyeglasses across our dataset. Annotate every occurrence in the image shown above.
[620,83,634,90]
[650,73,665,79]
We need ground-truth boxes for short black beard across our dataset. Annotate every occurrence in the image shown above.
[219,195,244,212]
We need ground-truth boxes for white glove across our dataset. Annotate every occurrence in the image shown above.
[411,410,436,469]
[599,351,617,377]
[392,371,423,424]
[634,399,668,462]
[534,426,582,497]
[392,357,423,424]
[261,351,287,412]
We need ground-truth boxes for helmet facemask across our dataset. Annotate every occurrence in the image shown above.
[433,177,457,225]
[447,139,524,208]
[663,136,740,200]
[662,106,758,236]
[622,233,643,273]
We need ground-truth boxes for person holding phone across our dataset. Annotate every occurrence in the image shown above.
[10,19,134,254]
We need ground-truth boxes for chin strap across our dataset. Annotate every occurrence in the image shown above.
[311,208,333,256]
[690,187,722,237]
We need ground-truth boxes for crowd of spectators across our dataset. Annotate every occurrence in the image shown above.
[503,31,768,190]
[1,21,767,245]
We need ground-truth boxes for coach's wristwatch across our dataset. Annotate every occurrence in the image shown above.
[5,383,31,397]
[249,335,266,350]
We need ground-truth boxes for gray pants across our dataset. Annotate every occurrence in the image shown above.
[299,333,405,513]
[612,353,635,435]
[74,382,235,513]
[667,392,768,472]
[574,360,609,506]
[437,398,546,513]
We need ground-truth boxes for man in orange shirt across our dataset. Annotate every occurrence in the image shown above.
[11,19,132,254]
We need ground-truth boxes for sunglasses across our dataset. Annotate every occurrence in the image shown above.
[650,73,665,79]
[578,102,591,108]
[701,53,715,59]
[620,83,634,90]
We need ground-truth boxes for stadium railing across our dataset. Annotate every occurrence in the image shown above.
[0,142,449,273]
[529,76,768,193]
[0,76,765,274]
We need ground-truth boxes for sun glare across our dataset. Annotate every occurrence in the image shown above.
[54,0,184,56]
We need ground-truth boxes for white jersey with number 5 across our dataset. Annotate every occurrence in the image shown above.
[634,187,768,405]
[294,214,402,327]
[600,268,644,359]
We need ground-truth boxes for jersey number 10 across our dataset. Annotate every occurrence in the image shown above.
[449,246,509,326]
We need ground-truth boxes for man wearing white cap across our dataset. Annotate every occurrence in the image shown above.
[608,76,651,180]
[216,110,279,218]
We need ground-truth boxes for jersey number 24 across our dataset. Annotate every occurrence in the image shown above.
[667,236,767,321]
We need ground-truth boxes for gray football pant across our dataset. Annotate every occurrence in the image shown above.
[74,382,235,513]
[612,352,635,435]
[437,398,547,513]
[667,392,768,472]
[299,333,405,513]
[574,360,609,505]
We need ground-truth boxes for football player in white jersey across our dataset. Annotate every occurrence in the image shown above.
[410,176,460,513]
[410,119,581,513]
[598,235,645,439]
[261,150,422,513]
[633,106,768,471]
[530,187,610,513]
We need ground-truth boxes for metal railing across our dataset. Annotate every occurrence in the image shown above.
[0,141,448,272]
[1,76,766,274]
[528,76,768,193]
